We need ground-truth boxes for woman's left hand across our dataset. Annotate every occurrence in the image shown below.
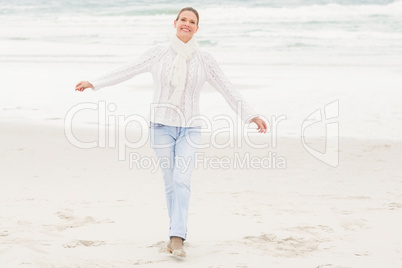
[251,117,268,133]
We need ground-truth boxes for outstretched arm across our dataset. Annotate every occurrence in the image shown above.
[203,52,267,133]
[75,45,164,92]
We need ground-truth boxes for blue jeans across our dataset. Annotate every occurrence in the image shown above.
[149,122,201,240]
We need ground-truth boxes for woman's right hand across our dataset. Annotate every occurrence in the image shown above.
[75,81,94,92]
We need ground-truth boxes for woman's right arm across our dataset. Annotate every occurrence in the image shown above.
[75,45,164,92]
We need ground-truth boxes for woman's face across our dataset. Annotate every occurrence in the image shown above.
[174,11,199,43]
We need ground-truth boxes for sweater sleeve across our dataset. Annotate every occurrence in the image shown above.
[89,45,164,91]
[203,51,260,124]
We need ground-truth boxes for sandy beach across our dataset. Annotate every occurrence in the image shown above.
[0,121,401,267]
[1,1,402,267]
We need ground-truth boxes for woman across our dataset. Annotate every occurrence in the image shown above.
[75,7,267,257]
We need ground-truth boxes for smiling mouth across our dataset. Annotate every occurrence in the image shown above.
[181,28,190,32]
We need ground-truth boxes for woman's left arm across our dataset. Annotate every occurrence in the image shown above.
[203,52,267,133]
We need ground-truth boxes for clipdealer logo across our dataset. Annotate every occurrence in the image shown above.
[301,100,339,167]
[64,100,339,169]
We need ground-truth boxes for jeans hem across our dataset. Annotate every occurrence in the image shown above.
[169,231,187,241]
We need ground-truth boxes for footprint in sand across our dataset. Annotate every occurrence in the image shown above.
[149,241,169,253]
[133,259,168,266]
[241,233,319,257]
[341,219,367,231]
[316,265,351,268]
[53,210,110,231]
[388,202,402,210]
[63,240,105,248]
[0,230,9,237]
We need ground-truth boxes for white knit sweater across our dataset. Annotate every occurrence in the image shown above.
[90,44,259,127]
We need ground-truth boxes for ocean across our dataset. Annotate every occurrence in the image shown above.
[1,0,401,140]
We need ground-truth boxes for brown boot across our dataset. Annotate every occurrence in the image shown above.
[167,236,186,257]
